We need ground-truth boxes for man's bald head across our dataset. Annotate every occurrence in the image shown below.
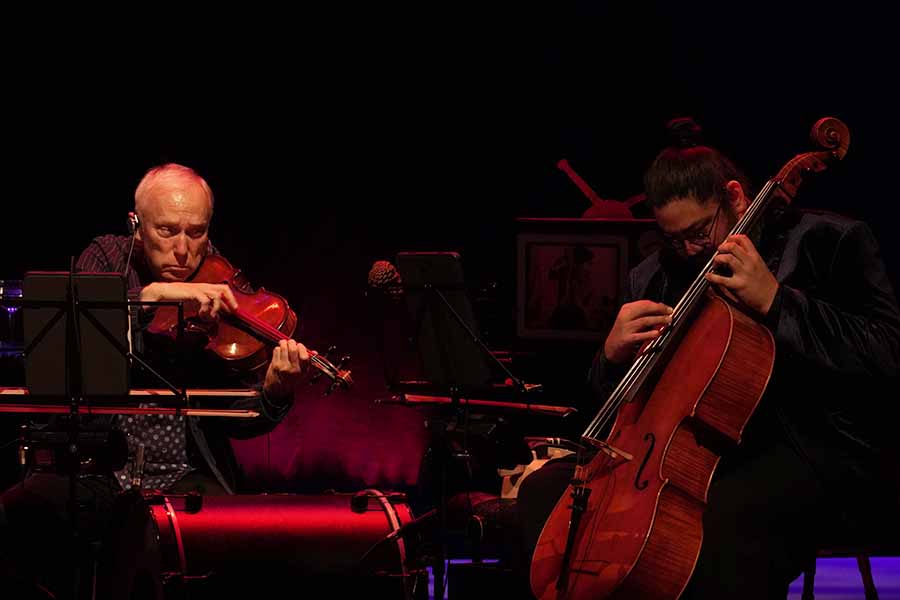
[135,163,214,219]
[134,163,214,281]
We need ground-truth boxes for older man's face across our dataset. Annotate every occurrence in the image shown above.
[137,184,212,282]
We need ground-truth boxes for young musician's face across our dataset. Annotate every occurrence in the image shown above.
[654,195,733,259]
[136,185,212,282]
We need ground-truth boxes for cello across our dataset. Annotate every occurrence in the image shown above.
[530,117,850,599]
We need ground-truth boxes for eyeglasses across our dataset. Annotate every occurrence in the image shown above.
[659,204,722,250]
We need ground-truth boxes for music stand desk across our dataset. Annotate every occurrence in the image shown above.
[0,387,261,418]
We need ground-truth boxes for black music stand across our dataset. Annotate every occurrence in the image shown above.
[18,265,189,599]
[396,252,526,398]
[394,252,530,598]
[24,271,130,400]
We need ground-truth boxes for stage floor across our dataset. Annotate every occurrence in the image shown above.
[427,557,900,599]
[788,557,900,599]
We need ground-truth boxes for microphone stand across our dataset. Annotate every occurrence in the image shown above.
[400,281,531,600]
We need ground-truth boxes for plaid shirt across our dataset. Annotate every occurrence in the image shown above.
[74,234,292,494]
[76,235,205,491]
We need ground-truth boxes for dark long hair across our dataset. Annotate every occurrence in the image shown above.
[644,117,752,209]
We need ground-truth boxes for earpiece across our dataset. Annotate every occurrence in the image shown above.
[127,212,140,234]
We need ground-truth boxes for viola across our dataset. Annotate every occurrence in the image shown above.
[147,254,352,392]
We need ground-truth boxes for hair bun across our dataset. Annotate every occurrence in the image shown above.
[666,117,703,148]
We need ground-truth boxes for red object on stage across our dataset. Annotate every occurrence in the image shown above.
[99,489,423,599]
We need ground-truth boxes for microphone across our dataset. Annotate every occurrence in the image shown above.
[366,261,410,385]
[367,260,403,302]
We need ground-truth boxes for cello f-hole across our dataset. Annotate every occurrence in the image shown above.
[634,433,655,490]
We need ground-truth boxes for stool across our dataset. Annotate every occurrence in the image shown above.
[801,468,900,600]
[801,549,882,600]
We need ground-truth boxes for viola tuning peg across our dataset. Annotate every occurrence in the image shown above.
[325,345,337,358]
[339,355,351,369]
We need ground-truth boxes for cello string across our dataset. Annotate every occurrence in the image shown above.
[583,179,778,439]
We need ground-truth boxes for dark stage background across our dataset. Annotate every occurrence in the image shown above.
[2,4,898,502]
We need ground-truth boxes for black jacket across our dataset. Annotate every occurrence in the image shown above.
[590,210,900,489]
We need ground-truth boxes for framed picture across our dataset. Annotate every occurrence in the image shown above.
[515,218,661,341]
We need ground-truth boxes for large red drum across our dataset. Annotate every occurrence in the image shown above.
[98,489,425,600]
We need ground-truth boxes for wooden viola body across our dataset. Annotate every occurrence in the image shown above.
[531,292,774,599]
[146,253,352,390]
[147,254,298,373]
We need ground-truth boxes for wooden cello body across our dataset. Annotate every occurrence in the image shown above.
[530,117,850,599]
[531,293,774,599]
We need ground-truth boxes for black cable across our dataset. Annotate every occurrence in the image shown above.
[122,211,140,280]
